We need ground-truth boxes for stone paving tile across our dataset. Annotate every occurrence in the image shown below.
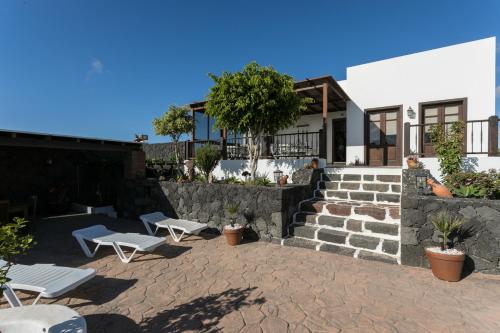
[2,214,500,333]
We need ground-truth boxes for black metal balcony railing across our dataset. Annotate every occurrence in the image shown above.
[189,131,324,160]
[226,131,321,159]
[403,116,499,157]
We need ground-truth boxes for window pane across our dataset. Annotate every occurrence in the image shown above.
[209,116,220,141]
[425,108,438,117]
[370,113,380,121]
[369,121,381,145]
[445,115,459,123]
[445,105,459,115]
[386,112,397,120]
[386,120,397,145]
[194,111,208,141]
[424,116,438,125]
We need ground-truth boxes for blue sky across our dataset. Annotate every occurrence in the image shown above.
[1,0,499,143]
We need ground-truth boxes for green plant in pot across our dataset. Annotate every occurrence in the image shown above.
[224,203,243,246]
[425,212,465,282]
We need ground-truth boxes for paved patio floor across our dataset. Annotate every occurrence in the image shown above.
[2,214,500,333]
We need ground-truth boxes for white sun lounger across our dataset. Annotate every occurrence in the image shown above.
[72,225,165,263]
[139,212,208,242]
[0,260,96,307]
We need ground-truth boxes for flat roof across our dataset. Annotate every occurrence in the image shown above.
[0,128,141,152]
[190,75,350,114]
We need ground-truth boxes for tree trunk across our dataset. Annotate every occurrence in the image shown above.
[173,139,180,176]
[248,134,262,180]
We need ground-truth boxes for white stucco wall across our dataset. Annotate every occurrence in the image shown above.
[276,111,346,163]
[212,158,326,183]
[340,37,496,177]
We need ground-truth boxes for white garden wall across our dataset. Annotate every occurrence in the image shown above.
[211,158,327,183]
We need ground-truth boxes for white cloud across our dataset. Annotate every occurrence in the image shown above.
[86,58,104,80]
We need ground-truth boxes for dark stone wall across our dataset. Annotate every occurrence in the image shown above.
[401,170,500,274]
[119,179,312,241]
[142,142,188,161]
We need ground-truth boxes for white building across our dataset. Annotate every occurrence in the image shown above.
[190,37,498,181]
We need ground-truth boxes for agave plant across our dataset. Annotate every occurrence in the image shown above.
[431,212,463,250]
[452,185,486,198]
[225,203,240,228]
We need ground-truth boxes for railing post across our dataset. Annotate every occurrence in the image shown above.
[220,129,227,160]
[488,116,498,156]
[319,129,326,159]
[403,122,411,157]
[261,135,272,158]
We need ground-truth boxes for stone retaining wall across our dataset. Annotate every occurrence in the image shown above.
[401,170,500,274]
[142,142,188,161]
[118,169,321,240]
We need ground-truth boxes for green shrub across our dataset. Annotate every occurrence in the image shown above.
[225,176,241,184]
[195,144,220,183]
[445,169,500,199]
[245,176,270,186]
[0,218,34,296]
[430,121,465,178]
[452,185,487,199]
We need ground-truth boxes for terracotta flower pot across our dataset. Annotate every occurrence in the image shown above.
[224,226,244,246]
[425,248,465,282]
[426,179,453,198]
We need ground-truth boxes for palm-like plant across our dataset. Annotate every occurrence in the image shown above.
[431,212,463,250]
[225,203,239,228]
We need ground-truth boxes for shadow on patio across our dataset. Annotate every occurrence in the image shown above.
[85,287,266,333]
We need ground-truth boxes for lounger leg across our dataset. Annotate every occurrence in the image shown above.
[75,236,101,258]
[112,242,139,263]
[2,285,22,308]
[142,220,155,236]
[32,293,43,305]
[167,225,185,242]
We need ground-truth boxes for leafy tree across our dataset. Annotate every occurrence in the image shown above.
[205,62,310,179]
[0,218,34,297]
[153,105,194,175]
[430,121,465,179]
[195,144,220,183]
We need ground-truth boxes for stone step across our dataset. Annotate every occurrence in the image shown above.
[282,235,398,264]
[315,189,400,203]
[299,199,400,222]
[293,213,399,238]
[318,181,401,193]
[321,173,402,183]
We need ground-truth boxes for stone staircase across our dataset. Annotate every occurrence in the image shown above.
[282,168,402,264]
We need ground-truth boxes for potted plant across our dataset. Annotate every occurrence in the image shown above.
[425,212,465,282]
[224,203,244,246]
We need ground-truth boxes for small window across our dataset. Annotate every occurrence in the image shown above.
[421,99,465,156]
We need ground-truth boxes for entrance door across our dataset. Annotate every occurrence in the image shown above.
[365,107,402,166]
[332,118,346,163]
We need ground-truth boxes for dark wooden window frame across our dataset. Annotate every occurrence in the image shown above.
[364,105,403,166]
[418,98,467,157]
